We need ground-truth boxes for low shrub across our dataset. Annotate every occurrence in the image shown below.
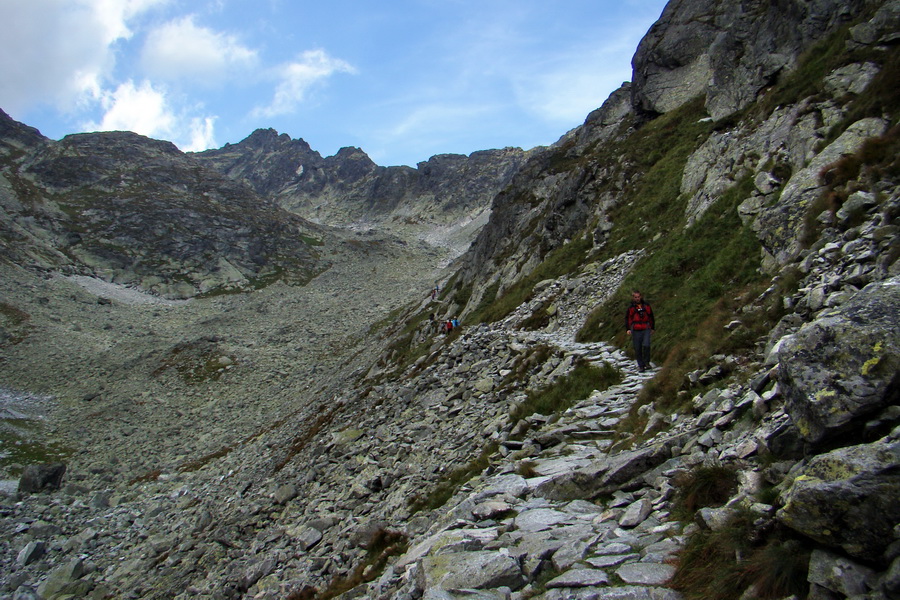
[408,443,497,513]
[315,529,409,600]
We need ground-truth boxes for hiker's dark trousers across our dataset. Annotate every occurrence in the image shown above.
[632,329,652,369]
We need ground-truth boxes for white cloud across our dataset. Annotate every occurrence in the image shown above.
[253,49,356,118]
[85,80,219,152]
[0,0,165,114]
[89,80,175,137]
[141,15,258,86]
[185,116,217,152]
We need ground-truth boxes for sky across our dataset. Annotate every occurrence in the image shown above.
[0,0,669,167]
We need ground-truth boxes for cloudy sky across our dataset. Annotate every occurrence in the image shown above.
[1,0,668,167]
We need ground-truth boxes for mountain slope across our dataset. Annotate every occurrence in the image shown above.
[0,112,326,298]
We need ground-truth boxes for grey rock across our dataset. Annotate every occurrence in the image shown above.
[274,483,298,504]
[807,549,877,597]
[615,563,676,586]
[695,507,739,532]
[849,1,900,47]
[418,551,526,592]
[823,62,881,96]
[779,277,900,446]
[18,462,66,494]
[514,508,570,533]
[632,0,872,119]
[777,437,900,564]
[292,526,324,551]
[551,538,592,571]
[546,568,610,588]
[619,498,653,528]
[586,553,640,568]
[16,541,46,566]
[36,558,87,599]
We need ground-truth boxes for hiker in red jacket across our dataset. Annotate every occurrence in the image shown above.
[626,290,655,372]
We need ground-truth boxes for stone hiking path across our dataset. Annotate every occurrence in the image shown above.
[381,347,682,600]
[373,254,696,600]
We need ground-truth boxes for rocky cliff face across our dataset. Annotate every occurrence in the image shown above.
[194,130,530,255]
[632,0,880,119]
[0,112,325,298]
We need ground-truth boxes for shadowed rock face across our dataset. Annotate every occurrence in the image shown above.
[631,0,876,119]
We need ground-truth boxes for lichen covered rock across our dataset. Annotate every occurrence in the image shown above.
[777,436,900,564]
[778,276,900,446]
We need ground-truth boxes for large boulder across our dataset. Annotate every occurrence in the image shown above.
[777,436,900,564]
[18,462,67,494]
[778,276,900,446]
[535,435,687,500]
[417,551,526,593]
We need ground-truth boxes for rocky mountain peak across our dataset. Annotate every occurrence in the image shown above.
[195,130,531,257]
[0,109,47,152]
[240,127,314,154]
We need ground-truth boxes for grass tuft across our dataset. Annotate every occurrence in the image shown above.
[311,529,409,600]
[670,464,739,522]
[672,510,811,600]
[408,443,497,513]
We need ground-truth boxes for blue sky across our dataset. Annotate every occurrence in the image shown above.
[1,0,668,167]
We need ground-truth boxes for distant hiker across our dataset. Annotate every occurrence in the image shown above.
[445,319,454,334]
[626,290,655,372]
[451,317,460,329]
[430,287,437,300]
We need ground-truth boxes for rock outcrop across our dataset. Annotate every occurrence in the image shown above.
[779,277,900,447]
[632,0,879,119]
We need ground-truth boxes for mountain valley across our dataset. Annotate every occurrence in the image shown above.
[1,1,899,599]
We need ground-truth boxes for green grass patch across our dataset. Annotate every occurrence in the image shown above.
[299,234,324,246]
[604,100,713,255]
[670,464,739,522]
[499,344,555,390]
[273,405,338,473]
[152,339,236,385]
[378,309,435,375]
[0,425,71,476]
[510,360,622,439]
[314,529,409,600]
[752,26,855,121]
[0,302,31,345]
